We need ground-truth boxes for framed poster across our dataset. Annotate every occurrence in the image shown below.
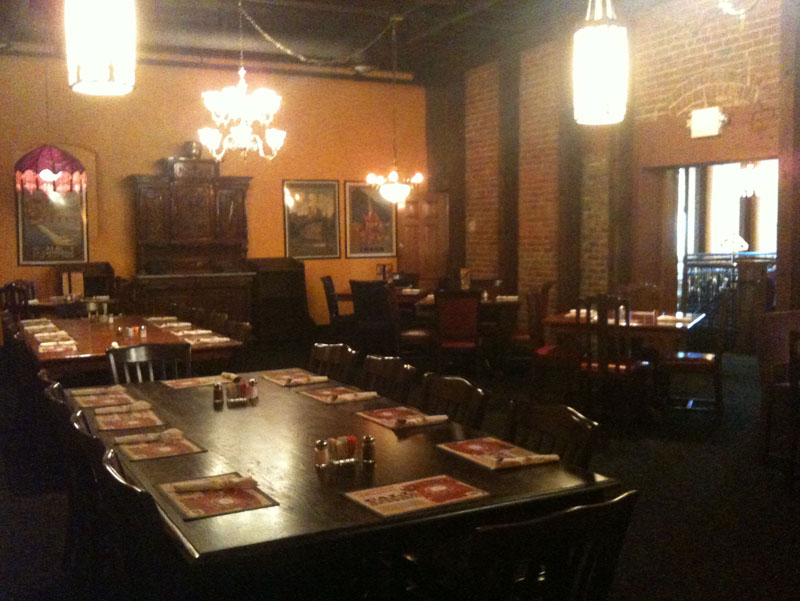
[15,145,88,265]
[283,180,340,259]
[345,181,396,258]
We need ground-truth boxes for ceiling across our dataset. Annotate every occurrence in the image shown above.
[0,1,669,81]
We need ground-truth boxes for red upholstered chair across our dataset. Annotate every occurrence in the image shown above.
[434,289,481,375]
[510,281,558,367]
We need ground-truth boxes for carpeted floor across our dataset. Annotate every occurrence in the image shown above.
[1,353,799,600]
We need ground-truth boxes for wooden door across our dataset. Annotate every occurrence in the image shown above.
[397,192,449,288]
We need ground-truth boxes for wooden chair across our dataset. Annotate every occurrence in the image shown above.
[100,448,202,600]
[308,342,359,383]
[350,280,399,355]
[321,275,356,342]
[573,294,652,424]
[658,289,729,417]
[106,342,191,384]
[226,320,253,343]
[758,310,800,465]
[510,281,556,366]
[434,289,481,375]
[12,279,37,300]
[0,282,30,319]
[206,311,229,333]
[400,490,638,601]
[358,355,417,403]
[506,401,599,471]
[418,371,487,429]
[189,307,208,327]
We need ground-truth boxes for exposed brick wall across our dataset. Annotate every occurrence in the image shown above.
[632,0,781,131]
[518,41,562,319]
[464,62,500,278]
[580,151,610,297]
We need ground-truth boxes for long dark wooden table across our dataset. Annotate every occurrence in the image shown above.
[23,315,241,378]
[75,373,619,566]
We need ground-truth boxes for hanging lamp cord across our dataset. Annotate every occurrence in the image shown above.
[390,17,400,167]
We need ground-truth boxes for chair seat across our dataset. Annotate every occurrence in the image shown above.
[536,344,558,357]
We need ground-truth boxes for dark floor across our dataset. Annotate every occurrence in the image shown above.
[2,352,800,600]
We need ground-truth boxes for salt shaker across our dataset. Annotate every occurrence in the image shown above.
[362,435,376,466]
[247,378,259,405]
[213,383,224,411]
[314,439,329,468]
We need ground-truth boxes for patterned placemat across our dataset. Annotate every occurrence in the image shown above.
[160,473,278,520]
[70,384,126,396]
[301,386,377,404]
[118,437,205,461]
[437,437,559,470]
[358,407,448,429]
[345,475,488,517]
[73,391,137,408]
[162,376,228,389]
[94,410,164,431]
[262,368,327,387]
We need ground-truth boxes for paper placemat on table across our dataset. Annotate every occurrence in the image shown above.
[94,410,164,431]
[262,368,327,387]
[438,437,559,470]
[144,316,178,324]
[24,323,58,333]
[70,384,126,396]
[161,375,229,389]
[34,331,73,342]
[183,335,232,347]
[117,437,205,461]
[20,318,52,326]
[37,341,78,353]
[302,386,377,404]
[358,407,448,429]
[345,475,488,517]
[73,391,137,409]
[160,472,278,520]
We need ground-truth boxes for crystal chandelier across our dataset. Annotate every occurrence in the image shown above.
[198,1,286,162]
[573,0,629,125]
[366,17,423,204]
[65,0,136,96]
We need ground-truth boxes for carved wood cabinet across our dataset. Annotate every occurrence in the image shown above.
[130,160,251,274]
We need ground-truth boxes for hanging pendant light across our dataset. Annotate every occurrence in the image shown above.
[366,17,423,204]
[198,1,286,162]
[65,0,136,96]
[572,0,629,125]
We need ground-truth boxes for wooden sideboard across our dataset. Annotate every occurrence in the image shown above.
[130,159,251,274]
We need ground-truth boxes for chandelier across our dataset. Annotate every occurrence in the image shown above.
[572,0,629,125]
[366,17,423,204]
[64,0,136,96]
[197,1,286,162]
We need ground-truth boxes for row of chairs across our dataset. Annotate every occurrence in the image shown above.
[308,342,600,471]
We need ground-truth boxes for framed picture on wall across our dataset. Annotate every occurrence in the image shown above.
[345,182,397,258]
[283,180,340,259]
[15,145,89,265]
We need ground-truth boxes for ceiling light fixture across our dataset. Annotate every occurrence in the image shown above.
[198,1,286,162]
[366,17,423,205]
[64,0,136,96]
[572,0,629,125]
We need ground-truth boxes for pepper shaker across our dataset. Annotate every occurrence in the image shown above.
[314,439,329,468]
[247,378,259,405]
[362,435,376,466]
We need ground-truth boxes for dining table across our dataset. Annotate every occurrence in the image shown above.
[543,310,706,356]
[21,315,241,379]
[68,371,620,567]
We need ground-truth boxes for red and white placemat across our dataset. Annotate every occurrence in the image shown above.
[160,473,278,520]
[345,475,488,517]
[358,407,448,429]
[438,437,559,470]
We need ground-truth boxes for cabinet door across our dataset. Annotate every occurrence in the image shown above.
[216,185,248,243]
[135,184,170,243]
[170,183,215,242]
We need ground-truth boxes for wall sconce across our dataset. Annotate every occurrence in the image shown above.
[688,106,729,138]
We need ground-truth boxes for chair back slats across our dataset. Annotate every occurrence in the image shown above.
[349,280,398,354]
[308,342,359,383]
[576,294,633,374]
[461,491,639,601]
[321,275,340,320]
[359,354,417,403]
[435,290,480,344]
[106,343,191,384]
[420,372,487,429]
[506,402,599,471]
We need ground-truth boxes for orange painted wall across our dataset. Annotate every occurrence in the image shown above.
[0,55,427,324]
